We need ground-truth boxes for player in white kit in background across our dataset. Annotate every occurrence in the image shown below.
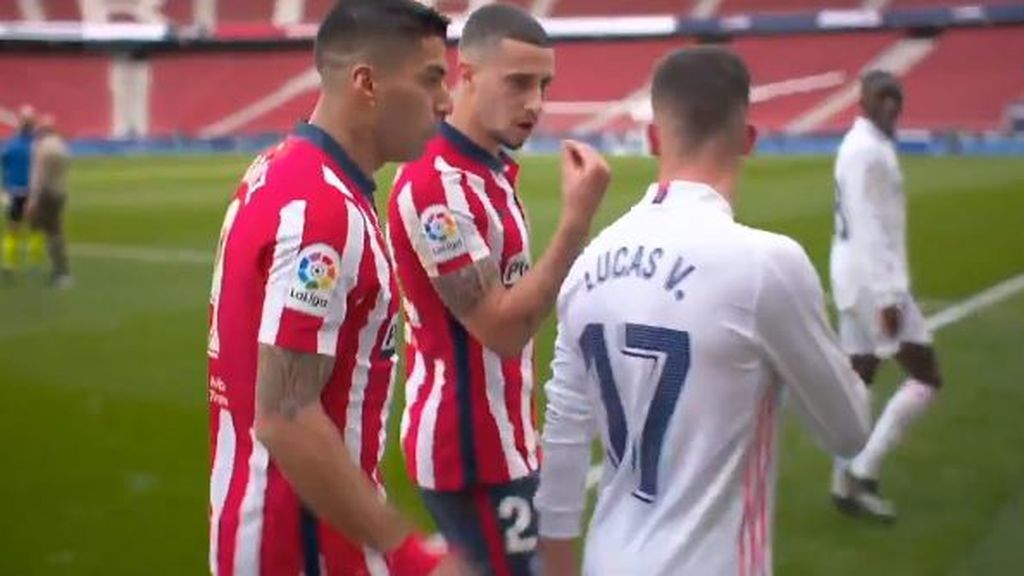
[829,71,945,521]
[535,47,871,576]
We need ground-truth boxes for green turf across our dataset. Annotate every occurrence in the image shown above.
[1,154,1022,575]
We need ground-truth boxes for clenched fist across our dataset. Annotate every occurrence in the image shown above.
[560,140,611,232]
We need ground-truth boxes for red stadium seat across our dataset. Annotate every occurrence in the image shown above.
[0,55,110,138]
[828,27,1024,132]
[149,50,312,137]
[0,2,21,20]
[44,0,82,21]
[720,0,859,15]
[218,0,275,23]
[550,0,691,16]
[731,33,899,132]
[542,38,686,133]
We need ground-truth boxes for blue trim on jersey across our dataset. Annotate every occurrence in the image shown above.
[439,122,505,173]
[448,314,478,486]
[293,121,376,202]
[299,506,322,576]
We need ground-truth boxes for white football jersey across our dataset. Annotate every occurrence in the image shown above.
[830,117,910,311]
[536,181,870,576]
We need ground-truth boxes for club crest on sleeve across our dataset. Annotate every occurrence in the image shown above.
[286,243,341,316]
[421,204,466,263]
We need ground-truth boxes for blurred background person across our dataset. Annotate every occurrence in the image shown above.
[1,104,46,282]
[26,113,72,288]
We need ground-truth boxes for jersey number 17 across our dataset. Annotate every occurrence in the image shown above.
[580,323,692,503]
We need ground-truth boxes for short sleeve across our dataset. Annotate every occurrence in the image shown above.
[391,163,491,279]
[258,196,365,357]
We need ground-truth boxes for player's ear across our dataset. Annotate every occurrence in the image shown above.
[456,60,475,89]
[351,63,377,105]
[647,123,661,157]
[743,124,758,156]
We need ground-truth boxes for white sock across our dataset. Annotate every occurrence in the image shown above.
[851,379,936,480]
[832,388,872,495]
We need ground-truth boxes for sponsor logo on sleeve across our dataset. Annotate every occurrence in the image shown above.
[502,252,530,287]
[285,243,341,317]
[421,204,467,264]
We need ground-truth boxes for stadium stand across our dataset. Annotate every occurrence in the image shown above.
[542,38,686,133]
[548,0,691,16]
[5,0,1022,22]
[45,0,82,21]
[734,33,902,132]
[218,0,275,23]
[148,50,312,137]
[827,27,1024,131]
[0,54,110,138]
[2,0,1022,140]
[721,0,861,14]
[0,2,21,20]
[892,0,1013,7]
[303,0,338,23]
[161,1,194,25]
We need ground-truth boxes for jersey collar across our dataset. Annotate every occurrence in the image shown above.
[439,121,507,173]
[293,121,376,202]
[644,180,734,219]
[854,116,890,144]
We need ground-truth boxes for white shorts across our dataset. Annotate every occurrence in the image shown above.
[838,292,933,358]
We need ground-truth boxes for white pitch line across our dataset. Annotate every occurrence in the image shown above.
[925,273,1024,332]
[585,271,1024,490]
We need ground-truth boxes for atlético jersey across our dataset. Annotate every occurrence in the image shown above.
[388,122,539,491]
[207,122,399,576]
[536,181,869,576]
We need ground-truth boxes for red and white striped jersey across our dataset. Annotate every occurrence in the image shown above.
[207,122,399,576]
[388,122,539,491]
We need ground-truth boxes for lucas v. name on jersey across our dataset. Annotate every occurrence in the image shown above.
[583,244,698,301]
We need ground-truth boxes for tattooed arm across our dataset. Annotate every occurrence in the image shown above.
[430,142,610,358]
[252,344,412,551]
[432,221,589,358]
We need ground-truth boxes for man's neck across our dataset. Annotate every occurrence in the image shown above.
[309,96,380,177]
[448,103,501,156]
[657,159,738,208]
[862,115,894,140]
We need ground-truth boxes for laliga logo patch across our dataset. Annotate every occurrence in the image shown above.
[298,249,338,290]
[421,205,466,263]
[286,244,341,317]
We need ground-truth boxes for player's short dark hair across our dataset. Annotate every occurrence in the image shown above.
[459,3,550,53]
[314,0,449,73]
[651,46,750,151]
[861,69,903,99]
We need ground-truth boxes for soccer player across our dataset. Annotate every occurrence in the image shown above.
[206,2,465,574]
[535,47,870,576]
[829,70,943,521]
[1,105,45,281]
[388,5,610,574]
[26,113,72,288]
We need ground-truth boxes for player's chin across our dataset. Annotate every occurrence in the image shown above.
[500,132,529,151]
